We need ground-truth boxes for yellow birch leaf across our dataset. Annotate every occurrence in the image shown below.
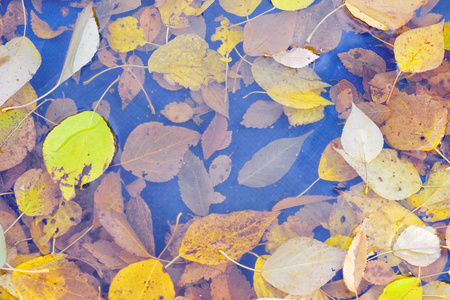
[109,259,175,300]
[444,21,450,50]
[394,21,445,73]
[283,105,325,126]
[253,255,287,298]
[147,34,225,91]
[42,112,115,201]
[179,210,280,265]
[343,223,367,294]
[219,0,262,17]
[211,18,244,61]
[379,276,422,300]
[325,235,353,250]
[272,0,314,11]
[106,16,146,52]
[318,138,358,182]
[12,254,98,300]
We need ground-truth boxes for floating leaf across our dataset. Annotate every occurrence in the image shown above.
[139,6,162,43]
[121,122,200,182]
[393,225,441,267]
[272,0,314,10]
[318,138,358,182]
[423,281,450,299]
[147,34,225,91]
[262,237,346,295]
[341,103,383,163]
[272,195,335,211]
[179,210,280,265]
[118,54,145,109]
[238,131,312,188]
[202,114,228,160]
[209,155,232,187]
[30,11,69,39]
[273,48,319,69]
[445,21,450,50]
[211,17,244,61]
[338,48,386,77]
[343,223,367,294]
[394,21,445,73]
[159,0,212,28]
[0,36,41,105]
[161,102,193,123]
[125,195,155,256]
[252,57,332,109]
[241,100,283,129]
[106,16,146,52]
[283,105,325,126]
[0,225,5,267]
[219,0,262,17]
[201,82,229,119]
[44,97,77,126]
[254,255,287,298]
[43,112,115,200]
[379,276,422,300]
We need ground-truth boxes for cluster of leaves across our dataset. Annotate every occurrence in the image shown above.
[1,0,450,299]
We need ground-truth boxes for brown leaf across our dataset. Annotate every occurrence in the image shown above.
[118,54,145,109]
[139,6,162,43]
[322,279,370,299]
[272,195,336,211]
[368,71,404,103]
[210,264,256,300]
[82,240,128,270]
[3,83,37,113]
[356,101,392,125]
[31,11,69,39]
[125,178,146,198]
[338,48,386,77]
[97,47,118,68]
[408,249,448,282]
[31,0,43,13]
[0,155,28,193]
[0,211,28,255]
[177,262,228,286]
[244,11,297,56]
[45,97,78,126]
[94,171,124,216]
[161,102,193,123]
[329,80,360,119]
[125,195,155,256]
[202,113,228,160]
[363,260,396,285]
[121,122,200,182]
[92,100,111,119]
[2,0,25,41]
[241,100,284,129]
[201,82,229,119]
[208,155,232,187]
[295,202,334,230]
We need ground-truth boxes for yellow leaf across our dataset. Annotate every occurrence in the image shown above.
[211,18,244,61]
[147,34,225,91]
[343,223,367,294]
[272,0,314,11]
[253,255,287,298]
[324,235,353,250]
[219,0,262,17]
[283,105,325,126]
[159,0,213,28]
[12,254,98,300]
[394,21,445,73]
[179,210,280,265]
[13,168,60,216]
[444,21,450,50]
[42,112,115,201]
[109,259,175,300]
[318,138,358,182]
[379,276,422,300]
[106,16,146,52]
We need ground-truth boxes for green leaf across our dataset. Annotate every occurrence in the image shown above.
[43,111,115,200]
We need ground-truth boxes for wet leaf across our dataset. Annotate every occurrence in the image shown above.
[44,97,77,126]
[394,21,445,73]
[179,210,279,265]
[139,6,162,43]
[273,48,319,69]
[12,254,98,300]
[125,196,155,256]
[161,102,193,123]
[118,54,145,109]
[201,82,229,118]
[262,237,346,295]
[422,281,450,300]
[106,16,146,52]
[209,155,232,187]
[343,223,367,294]
[2,0,25,41]
[3,83,37,113]
[13,168,60,217]
[252,57,332,109]
[338,48,386,77]
[254,255,287,298]
[219,0,261,17]
[43,111,115,200]
[147,34,225,91]
[272,0,314,10]
[30,11,69,39]
[445,21,450,50]
[379,276,422,300]
[0,225,5,267]
[318,138,358,182]
[210,264,256,299]
[0,110,36,172]
[94,171,124,227]
[211,17,244,61]
[283,105,325,126]
[272,195,335,211]
[241,100,283,129]
[0,37,41,105]
[202,113,228,160]
[238,131,312,188]
[159,0,212,28]
[121,122,200,182]
[363,260,396,285]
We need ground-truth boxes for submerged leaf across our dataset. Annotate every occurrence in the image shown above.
[238,131,312,188]
[241,100,283,129]
[30,11,69,39]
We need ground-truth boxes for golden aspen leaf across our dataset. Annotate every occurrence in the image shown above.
[344,0,428,30]
[324,235,353,250]
[147,34,225,91]
[393,225,441,267]
[254,255,287,298]
[30,11,69,39]
[43,112,115,201]
[394,21,445,73]
[341,103,383,164]
[12,254,98,300]
[13,168,60,216]
[109,259,174,300]
[159,0,213,28]
[106,16,146,52]
[179,210,280,265]
[318,138,358,182]
[219,0,262,17]
[379,276,422,300]
[382,91,447,151]
[272,0,314,11]
[252,57,332,109]
[336,148,421,200]
[343,223,367,294]
[273,47,319,69]
[262,237,346,295]
[444,22,450,50]
[283,105,325,126]
[211,18,243,61]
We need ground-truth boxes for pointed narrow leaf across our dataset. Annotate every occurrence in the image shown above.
[343,223,367,293]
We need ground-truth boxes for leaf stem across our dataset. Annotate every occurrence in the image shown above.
[306,4,345,43]
[297,176,321,197]
[60,225,94,254]
[218,250,261,273]
[158,213,182,259]
[229,7,276,28]
[242,91,266,99]
[83,64,148,85]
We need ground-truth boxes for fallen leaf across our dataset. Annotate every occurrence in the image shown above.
[408,249,448,283]
[13,168,60,217]
[0,37,41,105]
[96,0,142,30]
[179,210,279,265]
[158,0,212,28]
[2,0,25,41]
[201,82,229,118]
[161,102,193,123]
[321,279,370,299]
[210,264,256,299]
[0,110,36,172]
[325,235,353,250]
[109,259,175,300]
[368,71,401,103]
[329,197,360,236]
[208,155,232,187]
[0,225,5,267]
[363,260,396,285]
[118,54,145,109]
[43,112,115,200]
[445,21,450,50]
[211,17,244,61]
[283,105,325,126]
[202,113,228,160]
[12,254,98,300]
[422,281,450,299]
[106,16,146,52]
[343,223,367,294]
[394,21,445,73]
[121,122,200,182]
[240,100,283,129]
[177,262,227,286]
[139,6,162,43]
[244,11,297,56]
[273,48,319,69]
[0,211,28,255]
[2,83,37,113]
[318,138,358,182]
[44,97,77,126]
[252,57,332,109]
[356,101,391,125]
[94,171,124,228]
[393,225,441,267]
[219,0,261,17]
[296,202,334,230]
[254,255,287,298]
[31,11,69,39]
[238,131,312,188]
[272,0,314,10]
[262,237,346,295]
[272,195,335,211]
[147,34,225,91]
[92,100,111,119]
[338,48,386,77]
[378,276,422,300]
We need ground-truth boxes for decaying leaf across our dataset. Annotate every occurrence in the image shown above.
[283,105,326,126]
[343,223,367,294]
[211,17,244,61]
[161,102,193,123]
[241,100,283,129]
[201,82,229,119]
[338,48,386,77]
[272,195,335,211]
[363,260,396,285]
[139,6,162,43]
[179,210,279,265]
[238,131,312,188]
[31,11,69,39]
[44,97,77,126]
[208,155,232,187]
[118,54,145,109]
